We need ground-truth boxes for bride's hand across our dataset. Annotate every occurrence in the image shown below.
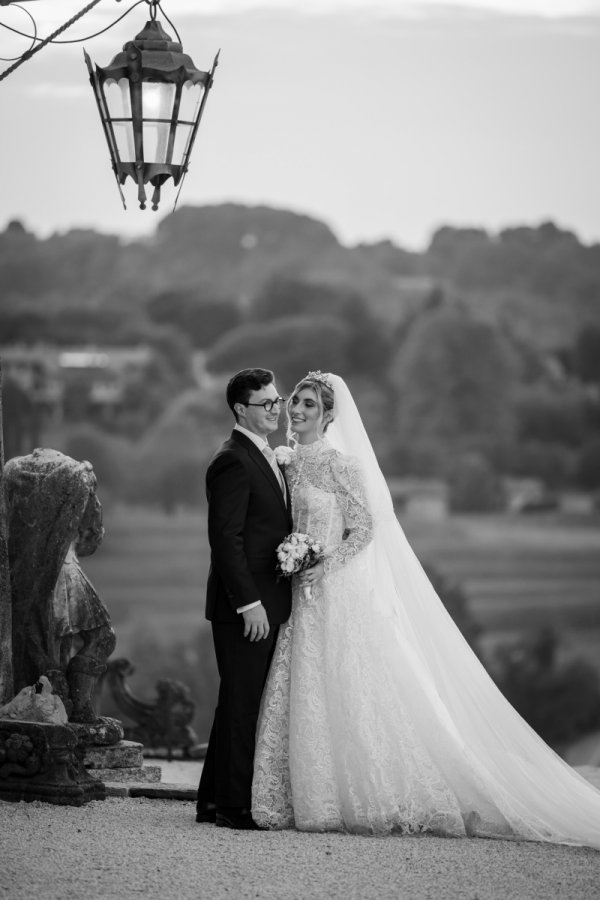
[300,561,324,587]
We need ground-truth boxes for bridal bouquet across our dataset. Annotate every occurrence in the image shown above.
[275,532,324,600]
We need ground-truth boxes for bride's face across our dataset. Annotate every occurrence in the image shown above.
[289,388,324,442]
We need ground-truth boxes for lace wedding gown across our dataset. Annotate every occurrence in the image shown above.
[252,434,600,846]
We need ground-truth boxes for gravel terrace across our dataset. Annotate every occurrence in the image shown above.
[1,763,600,900]
[2,797,600,899]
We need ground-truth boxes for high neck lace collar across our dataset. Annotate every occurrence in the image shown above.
[294,437,329,457]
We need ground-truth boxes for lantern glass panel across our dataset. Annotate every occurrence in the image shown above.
[172,124,194,166]
[103,79,134,163]
[104,77,132,119]
[111,122,135,162]
[142,82,175,120]
[142,82,176,164]
[178,81,204,124]
[142,121,171,164]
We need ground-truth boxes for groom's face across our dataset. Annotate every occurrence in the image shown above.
[238,383,282,438]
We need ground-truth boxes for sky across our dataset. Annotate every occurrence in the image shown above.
[0,0,599,250]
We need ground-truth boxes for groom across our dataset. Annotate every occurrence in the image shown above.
[196,367,293,829]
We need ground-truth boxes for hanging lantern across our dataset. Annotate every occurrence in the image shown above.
[84,8,218,211]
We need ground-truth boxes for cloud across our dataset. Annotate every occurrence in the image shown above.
[14,0,600,30]
[4,0,598,64]
[25,83,88,100]
[164,0,600,16]
[2,0,598,249]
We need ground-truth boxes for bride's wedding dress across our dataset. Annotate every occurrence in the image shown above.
[252,375,600,847]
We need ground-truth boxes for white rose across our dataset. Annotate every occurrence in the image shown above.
[274,445,295,466]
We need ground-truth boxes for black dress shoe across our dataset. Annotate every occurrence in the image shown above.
[215,807,261,830]
[196,803,217,823]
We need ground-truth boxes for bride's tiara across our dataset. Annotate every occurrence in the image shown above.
[304,370,333,389]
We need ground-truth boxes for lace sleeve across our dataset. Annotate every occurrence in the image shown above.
[324,452,373,574]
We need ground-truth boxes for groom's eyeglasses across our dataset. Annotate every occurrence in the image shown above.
[245,397,287,413]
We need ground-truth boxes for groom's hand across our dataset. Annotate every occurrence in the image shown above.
[242,604,270,641]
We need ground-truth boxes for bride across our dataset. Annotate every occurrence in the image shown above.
[252,371,600,847]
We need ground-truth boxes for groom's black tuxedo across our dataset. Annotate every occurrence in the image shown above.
[197,429,293,813]
[205,430,293,623]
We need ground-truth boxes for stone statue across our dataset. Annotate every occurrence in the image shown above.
[4,449,116,723]
[103,657,200,758]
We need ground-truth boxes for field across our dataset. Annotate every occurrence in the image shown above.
[85,501,600,673]
[402,506,600,671]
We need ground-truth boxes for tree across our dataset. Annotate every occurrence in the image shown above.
[63,425,133,494]
[0,308,47,344]
[345,294,394,377]
[342,376,397,473]
[155,458,207,514]
[575,438,600,490]
[424,226,493,287]
[0,223,51,297]
[206,316,354,390]
[514,383,587,448]
[1,377,42,460]
[129,426,208,509]
[252,276,350,321]
[250,277,393,377]
[446,453,507,513]
[127,387,231,507]
[422,221,600,303]
[45,306,138,346]
[391,305,517,471]
[494,627,600,747]
[508,441,572,489]
[573,325,600,387]
[146,328,194,388]
[146,286,241,348]
[113,329,196,436]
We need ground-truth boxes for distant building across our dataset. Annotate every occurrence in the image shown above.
[0,345,62,421]
[0,345,153,427]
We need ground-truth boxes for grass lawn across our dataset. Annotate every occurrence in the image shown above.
[84,504,211,654]
[402,509,600,671]
[84,501,600,671]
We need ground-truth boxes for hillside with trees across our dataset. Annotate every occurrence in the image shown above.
[2,204,600,506]
[4,206,600,750]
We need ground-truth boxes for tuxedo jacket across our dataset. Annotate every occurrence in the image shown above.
[205,430,293,624]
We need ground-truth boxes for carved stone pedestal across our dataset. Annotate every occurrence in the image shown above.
[0,720,104,806]
[68,716,124,748]
[84,738,144,770]
[84,739,161,784]
[89,764,162,783]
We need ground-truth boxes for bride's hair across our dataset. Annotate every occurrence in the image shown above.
[287,374,335,442]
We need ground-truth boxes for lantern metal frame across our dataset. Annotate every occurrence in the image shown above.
[84,4,218,211]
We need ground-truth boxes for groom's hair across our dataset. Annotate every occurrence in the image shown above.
[227,368,274,421]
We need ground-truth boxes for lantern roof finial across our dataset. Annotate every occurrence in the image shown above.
[129,19,181,53]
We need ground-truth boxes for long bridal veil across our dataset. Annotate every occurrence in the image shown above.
[326,373,600,849]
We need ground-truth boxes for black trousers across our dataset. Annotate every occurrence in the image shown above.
[197,620,279,811]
